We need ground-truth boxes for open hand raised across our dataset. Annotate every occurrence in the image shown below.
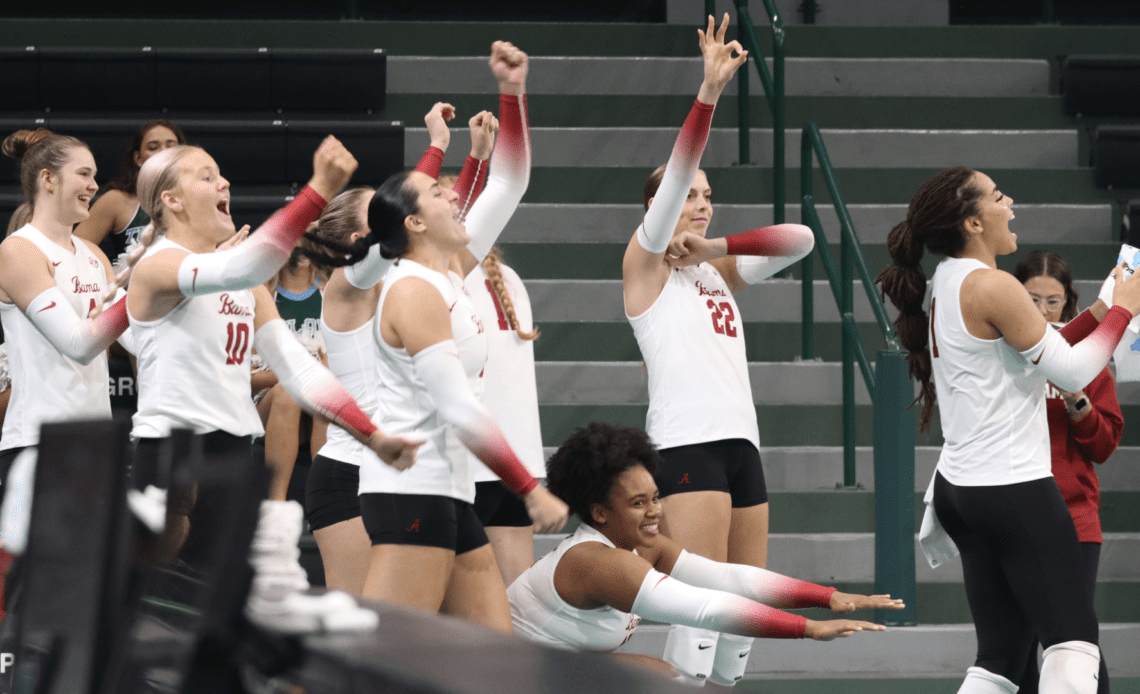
[697,14,748,104]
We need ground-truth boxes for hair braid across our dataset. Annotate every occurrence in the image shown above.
[483,247,538,341]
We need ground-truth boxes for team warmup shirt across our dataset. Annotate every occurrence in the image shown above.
[0,224,110,450]
[629,263,759,451]
[463,262,545,482]
[316,306,380,467]
[509,524,642,651]
[929,257,1052,485]
[130,237,264,439]
[361,260,488,502]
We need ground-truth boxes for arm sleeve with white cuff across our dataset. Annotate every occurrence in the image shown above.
[412,339,538,495]
[344,244,396,291]
[463,94,531,265]
[636,99,715,255]
[176,186,327,296]
[668,550,836,609]
[729,224,816,284]
[25,288,130,365]
[453,155,488,224]
[1020,305,1132,393]
[253,319,377,441]
[631,569,808,639]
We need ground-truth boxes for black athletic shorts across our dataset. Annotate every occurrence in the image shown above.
[654,438,768,508]
[360,492,489,555]
[473,481,532,528]
[305,454,362,532]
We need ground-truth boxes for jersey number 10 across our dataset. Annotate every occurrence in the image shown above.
[225,322,251,365]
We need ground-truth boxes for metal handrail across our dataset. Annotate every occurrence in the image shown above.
[707,0,785,224]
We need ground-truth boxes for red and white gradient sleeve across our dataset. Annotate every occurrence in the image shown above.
[453,155,488,224]
[253,319,377,441]
[632,569,807,639]
[669,550,836,609]
[729,224,816,284]
[1059,309,1099,345]
[344,244,395,291]
[414,145,445,179]
[25,287,129,365]
[176,186,327,296]
[412,339,538,496]
[637,99,715,255]
[1022,305,1133,393]
[464,94,531,264]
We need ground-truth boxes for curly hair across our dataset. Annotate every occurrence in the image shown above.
[546,422,660,524]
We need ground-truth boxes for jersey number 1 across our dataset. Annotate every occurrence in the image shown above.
[225,322,251,365]
[707,300,738,337]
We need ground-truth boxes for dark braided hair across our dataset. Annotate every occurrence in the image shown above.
[545,422,660,525]
[299,169,419,269]
[875,167,984,432]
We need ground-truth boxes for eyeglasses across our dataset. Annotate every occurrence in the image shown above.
[1030,296,1065,310]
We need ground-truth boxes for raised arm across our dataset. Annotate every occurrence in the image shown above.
[453,110,495,223]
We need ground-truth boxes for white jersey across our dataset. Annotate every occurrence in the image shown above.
[463,263,545,482]
[130,237,263,439]
[628,263,759,451]
[509,524,641,652]
[315,307,378,466]
[0,224,110,450]
[930,257,1051,486]
[360,260,487,502]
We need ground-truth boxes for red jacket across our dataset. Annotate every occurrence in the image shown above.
[1044,367,1122,543]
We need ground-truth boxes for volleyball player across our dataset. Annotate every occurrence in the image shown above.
[877,167,1140,694]
[621,15,815,684]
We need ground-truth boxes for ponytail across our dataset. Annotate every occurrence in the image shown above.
[875,166,983,433]
[483,247,538,341]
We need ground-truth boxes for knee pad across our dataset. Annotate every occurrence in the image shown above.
[708,633,753,687]
[959,666,1019,694]
[662,625,718,687]
[1040,641,1100,694]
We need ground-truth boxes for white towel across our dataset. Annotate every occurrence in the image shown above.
[918,469,959,569]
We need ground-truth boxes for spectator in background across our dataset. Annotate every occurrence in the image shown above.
[1014,250,1120,694]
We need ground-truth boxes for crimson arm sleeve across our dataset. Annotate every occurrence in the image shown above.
[414,145,445,179]
[252,319,377,441]
[1022,306,1132,393]
[1059,309,1100,344]
[176,186,327,296]
[1069,369,1124,464]
[728,224,816,284]
[25,288,129,365]
[631,569,807,639]
[463,94,531,263]
[453,155,488,224]
[636,99,714,254]
[411,339,537,495]
[667,550,836,609]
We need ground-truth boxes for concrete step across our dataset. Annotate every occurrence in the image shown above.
[388,56,1049,97]
[406,127,1078,169]
[496,203,1112,245]
[615,623,1140,679]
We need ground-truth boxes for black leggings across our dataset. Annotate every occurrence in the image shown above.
[932,472,1099,682]
[1018,543,1109,694]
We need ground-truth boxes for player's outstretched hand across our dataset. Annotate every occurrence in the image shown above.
[490,41,528,96]
[804,619,886,641]
[425,102,456,150]
[829,591,906,613]
[470,110,498,160]
[697,14,748,104]
[1112,261,1140,318]
[524,484,569,534]
[309,135,359,202]
[369,431,424,471]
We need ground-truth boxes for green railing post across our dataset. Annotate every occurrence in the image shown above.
[705,0,716,19]
[736,22,751,167]
[800,134,815,360]
[873,350,917,626]
[771,8,784,225]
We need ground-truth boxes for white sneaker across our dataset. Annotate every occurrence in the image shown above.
[245,590,379,635]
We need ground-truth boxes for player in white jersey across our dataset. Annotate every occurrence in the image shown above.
[0,129,134,482]
[509,422,899,682]
[877,167,1140,694]
[300,42,567,632]
[299,104,494,593]
[620,16,815,684]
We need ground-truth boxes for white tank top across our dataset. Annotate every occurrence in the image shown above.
[463,263,545,483]
[628,264,759,451]
[360,260,487,502]
[0,224,110,450]
[130,237,263,439]
[509,524,642,652]
[930,257,1051,486]
[315,308,378,466]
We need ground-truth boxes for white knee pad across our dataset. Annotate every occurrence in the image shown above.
[958,666,1019,694]
[662,625,718,687]
[708,633,753,687]
[1040,641,1100,694]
